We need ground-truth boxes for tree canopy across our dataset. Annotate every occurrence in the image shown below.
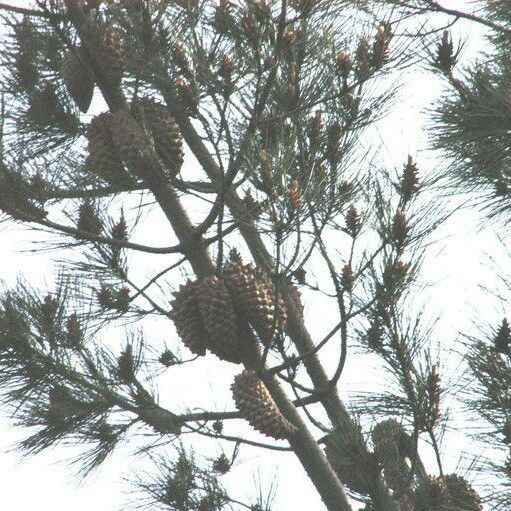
[0,1,510,510]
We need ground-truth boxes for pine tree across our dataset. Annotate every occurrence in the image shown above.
[0,1,503,510]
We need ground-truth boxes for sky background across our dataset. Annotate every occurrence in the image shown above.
[0,1,505,510]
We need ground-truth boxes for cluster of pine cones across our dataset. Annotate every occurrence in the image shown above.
[325,419,482,510]
[170,259,287,362]
[60,21,185,182]
[85,99,183,184]
[171,275,241,363]
[413,473,482,511]
[61,22,125,113]
[170,258,293,440]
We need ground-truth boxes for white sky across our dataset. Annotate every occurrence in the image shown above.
[0,1,504,510]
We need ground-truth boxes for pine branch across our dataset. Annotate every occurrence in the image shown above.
[156,74,400,511]
[58,4,356,509]
[38,217,186,255]
[183,424,294,452]
[386,0,511,36]
[0,2,52,18]
[423,0,511,36]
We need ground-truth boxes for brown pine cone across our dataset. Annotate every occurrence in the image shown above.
[170,280,207,356]
[231,369,297,440]
[131,98,184,174]
[98,22,126,87]
[443,474,482,511]
[196,276,241,364]
[392,208,409,246]
[109,110,145,170]
[13,18,38,91]
[86,112,125,184]
[224,261,287,344]
[77,200,102,235]
[345,205,361,237]
[97,284,116,309]
[61,47,95,113]
[253,267,288,329]
[413,476,449,511]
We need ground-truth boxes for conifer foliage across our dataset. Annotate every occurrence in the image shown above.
[0,0,505,510]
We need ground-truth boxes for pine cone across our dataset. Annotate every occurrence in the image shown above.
[413,476,449,511]
[434,31,457,73]
[0,170,46,221]
[13,18,39,91]
[77,200,102,235]
[494,318,511,354]
[345,205,361,237]
[401,155,419,201]
[97,284,116,309]
[224,261,287,344]
[289,180,301,209]
[86,112,125,184]
[308,110,323,145]
[336,51,352,80]
[27,83,68,125]
[15,51,38,92]
[372,419,413,497]
[425,365,441,428]
[444,474,482,511]
[61,47,95,113]
[111,211,128,241]
[115,286,131,312]
[110,110,145,170]
[371,22,391,69]
[196,276,241,363]
[175,76,199,114]
[170,280,207,356]
[172,41,192,76]
[131,98,184,174]
[231,369,297,439]
[341,264,354,293]
[65,313,82,348]
[392,209,409,246]
[413,474,482,511]
[98,22,126,87]
[366,320,383,350]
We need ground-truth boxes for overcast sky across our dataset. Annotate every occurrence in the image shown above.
[0,1,503,510]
